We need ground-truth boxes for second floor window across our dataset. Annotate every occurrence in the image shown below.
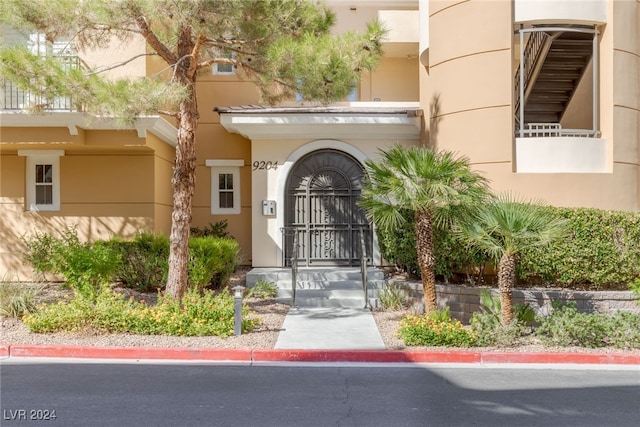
[213,49,235,75]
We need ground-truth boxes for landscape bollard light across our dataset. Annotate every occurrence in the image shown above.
[232,285,245,336]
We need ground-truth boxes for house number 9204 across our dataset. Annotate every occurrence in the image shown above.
[252,161,278,171]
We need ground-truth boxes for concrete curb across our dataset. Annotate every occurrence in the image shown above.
[2,344,640,365]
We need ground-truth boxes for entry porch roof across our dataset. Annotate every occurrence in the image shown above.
[214,103,423,140]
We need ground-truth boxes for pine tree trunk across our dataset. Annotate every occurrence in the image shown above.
[165,83,198,300]
[498,252,516,326]
[414,209,438,312]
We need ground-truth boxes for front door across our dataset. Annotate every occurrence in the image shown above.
[284,149,371,266]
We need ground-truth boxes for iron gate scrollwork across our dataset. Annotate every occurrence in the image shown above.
[284,149,372,267]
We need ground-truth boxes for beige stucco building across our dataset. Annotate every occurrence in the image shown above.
[1,0,639,280]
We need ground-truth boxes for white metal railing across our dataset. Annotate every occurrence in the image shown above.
[359,227,370,309]
[518,123,600,138]
[514,30,551,123]
[1,55,81,111]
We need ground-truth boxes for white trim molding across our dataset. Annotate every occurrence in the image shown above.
[216,105,423,140]
[206,159,244,215]
[2,112,178,147]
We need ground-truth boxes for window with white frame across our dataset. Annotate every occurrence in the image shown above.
[206,160,243,214]
[18,150,64,211]
[212,49,235,75]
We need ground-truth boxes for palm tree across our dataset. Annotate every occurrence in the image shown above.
[359,145,489,312]
[456,194,567,325]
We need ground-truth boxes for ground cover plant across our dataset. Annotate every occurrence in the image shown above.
[378,282,411,310]
[0,282,41,318]
[469,289,535,347]
[535,302,640,349]
[245,279,278,299]
[23,286,258,337]
[397,308,477,347]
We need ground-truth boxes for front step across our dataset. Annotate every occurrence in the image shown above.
[246,267,385,308]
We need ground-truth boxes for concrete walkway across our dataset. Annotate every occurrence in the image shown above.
[275,307,385,350]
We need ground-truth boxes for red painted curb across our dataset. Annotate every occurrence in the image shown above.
[252,349,482,363]
[2,345,639,365]
[8,345,252,361]
[481,351,640,365]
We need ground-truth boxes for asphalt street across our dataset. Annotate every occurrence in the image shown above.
[1,361,639,426]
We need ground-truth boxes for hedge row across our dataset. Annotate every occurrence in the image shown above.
[24,230,239,293]
[376,207,640,289]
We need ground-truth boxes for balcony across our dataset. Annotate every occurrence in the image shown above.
[515,134,608,174]
[514,0,607,25]
[378,9,419,58]
[1,55,80,112]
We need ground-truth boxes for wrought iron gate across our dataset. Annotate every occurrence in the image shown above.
[284,149,371,267]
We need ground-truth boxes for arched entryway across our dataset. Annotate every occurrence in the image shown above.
[284,149,371,266]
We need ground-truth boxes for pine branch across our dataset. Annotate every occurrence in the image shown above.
[85,53,158,76]
[132,14,177,65]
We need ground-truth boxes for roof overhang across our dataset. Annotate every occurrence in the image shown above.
[214,104,423,140]
[0,111,178,147]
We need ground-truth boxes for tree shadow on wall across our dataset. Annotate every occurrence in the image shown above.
[0,209,153,281]
[425,93,442,148]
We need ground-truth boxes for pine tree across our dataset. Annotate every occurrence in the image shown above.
[0,0,384,299]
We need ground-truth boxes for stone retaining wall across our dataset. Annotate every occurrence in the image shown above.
[391,281,640,324]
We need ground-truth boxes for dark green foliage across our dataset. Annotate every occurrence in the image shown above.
[105,233,170,292]
[518,207,640,288]
[190,220,230,239]
[23,230,239,292]
[23,228,121,300]
[379,206,640,289]
[376,209,489,281]
[188,236,239,289]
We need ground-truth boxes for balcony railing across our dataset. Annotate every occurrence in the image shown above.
[1,55,80,111]
[518,123,599,138]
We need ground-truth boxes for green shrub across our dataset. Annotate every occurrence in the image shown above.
[23,291,96,332]
[188,237,239,289]
[535,302,640,349]
[21,231,62,279]
[106,233,170,292]
[376,209,489,281]
[22,228,121,300]
[604,311,640,349]
[23,286,258,337]
[378,282,410,310]
[469,289,534,347]
[22,229,239,300]
[246,279,278,299]
[397,311,476,347]
[190,220,230,238]
[535,302,609,348]
[0,283,41,318]
[519,207,640,288]
[378,206,640,289]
